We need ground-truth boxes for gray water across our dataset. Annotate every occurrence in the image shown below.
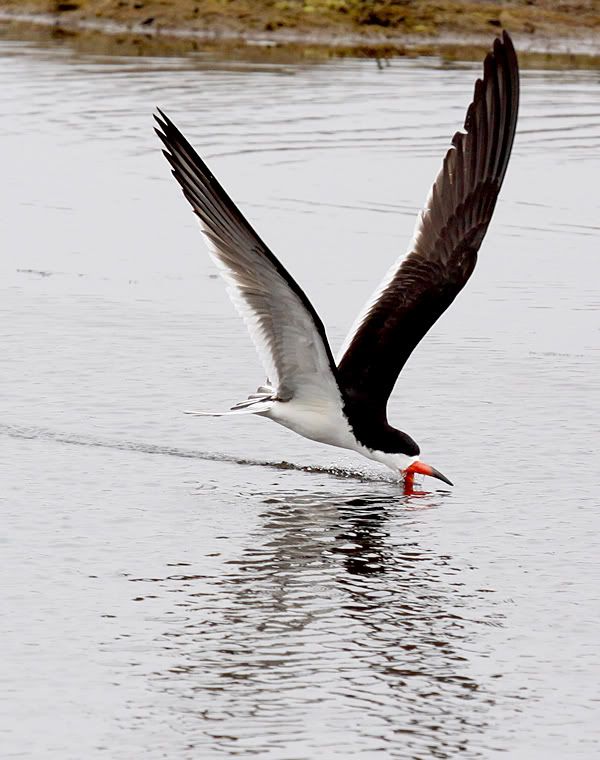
[1,37,599,759]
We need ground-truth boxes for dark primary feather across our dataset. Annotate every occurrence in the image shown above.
[154,109,339,401]
[336,31,519,419]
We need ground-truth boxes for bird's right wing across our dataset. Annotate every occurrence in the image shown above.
[336,32,519,416]
[155,110,342,409]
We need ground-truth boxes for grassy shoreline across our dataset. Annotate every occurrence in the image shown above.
[0,1,598,65]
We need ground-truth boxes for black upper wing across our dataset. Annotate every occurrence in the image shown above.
[336,32,519,416]
[155,111,343,407]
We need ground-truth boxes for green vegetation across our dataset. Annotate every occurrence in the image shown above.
[1,0,598,37]
[0,1,598,65]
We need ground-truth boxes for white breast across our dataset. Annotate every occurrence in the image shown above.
[266,398,358,451]
[265,399,417,474]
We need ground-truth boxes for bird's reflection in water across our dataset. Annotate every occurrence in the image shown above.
[148,487,495,757]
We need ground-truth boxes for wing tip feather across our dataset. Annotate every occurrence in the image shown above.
[336,31,520,400]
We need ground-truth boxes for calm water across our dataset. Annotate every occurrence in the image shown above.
[1,37,599,759]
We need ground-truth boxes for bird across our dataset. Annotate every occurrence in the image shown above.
[155,31,519,491]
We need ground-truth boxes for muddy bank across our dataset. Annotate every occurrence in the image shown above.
[0,1,598,64]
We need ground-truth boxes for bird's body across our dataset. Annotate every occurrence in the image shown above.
[268,397,416,474]
[155,32,519,488]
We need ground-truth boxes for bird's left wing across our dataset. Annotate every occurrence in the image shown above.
[155,110,342,409]
[336,32,519,416]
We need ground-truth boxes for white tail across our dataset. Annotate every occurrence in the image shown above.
[184,389,275,417]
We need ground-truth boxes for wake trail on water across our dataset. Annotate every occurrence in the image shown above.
[0,423,390,483]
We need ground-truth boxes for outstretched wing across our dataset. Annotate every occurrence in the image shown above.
[155,110,342,408]
[336,31,519,415]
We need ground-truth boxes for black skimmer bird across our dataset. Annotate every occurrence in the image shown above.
[155,31,519,490]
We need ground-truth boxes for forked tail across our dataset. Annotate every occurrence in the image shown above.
[184,388,275,417]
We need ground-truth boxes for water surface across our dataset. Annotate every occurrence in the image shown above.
[1,39,599,759]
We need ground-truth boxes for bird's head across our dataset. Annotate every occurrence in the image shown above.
[365,428,453,490]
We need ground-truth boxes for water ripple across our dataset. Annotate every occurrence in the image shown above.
[2,36,599,760]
